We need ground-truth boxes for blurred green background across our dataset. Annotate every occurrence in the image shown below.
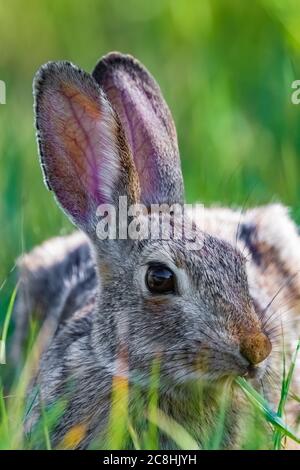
[1,0,300,317]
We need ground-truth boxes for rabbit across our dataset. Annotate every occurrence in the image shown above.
[12,52,300,449]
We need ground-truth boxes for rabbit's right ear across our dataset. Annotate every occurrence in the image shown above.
[92,53,184,206]
[34,61,139,235]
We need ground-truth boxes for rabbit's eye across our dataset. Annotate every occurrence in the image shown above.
[146,264,175,294]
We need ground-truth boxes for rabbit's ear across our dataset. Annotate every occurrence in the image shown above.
[92,52,184,206]
[34,61,139,234]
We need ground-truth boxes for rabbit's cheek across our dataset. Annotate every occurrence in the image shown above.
[99,262,112,283]
[192,353,210,374]
[143,296,170,314]
[189,343,257,379]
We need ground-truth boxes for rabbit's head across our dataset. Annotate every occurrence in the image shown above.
[34,53,272,386]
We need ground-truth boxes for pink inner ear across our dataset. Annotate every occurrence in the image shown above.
[103,75,169,205]
[38,77,120,228]
[93,53,184,206]
[50,82,103,200]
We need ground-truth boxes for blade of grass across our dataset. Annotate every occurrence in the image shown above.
[0,285,18,364]
[273,339,300,449]
[208,381,231,450]
[290,392,300,404]
[40,396,52,450]
[144,358,160,449]
[147,408,200,450]
[107,373,129,449]
[236,377,300,444]
[128,421,141,450]
[0,380,9,446]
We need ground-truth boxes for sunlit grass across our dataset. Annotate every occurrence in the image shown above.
[236,376,300,447]
[1,347,299,449]
[0,285,18,365]
[273,340,300,449]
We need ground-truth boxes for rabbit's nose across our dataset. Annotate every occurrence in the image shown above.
[240,331,272,365]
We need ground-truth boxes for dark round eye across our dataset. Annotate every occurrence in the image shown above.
[146,264,176,294]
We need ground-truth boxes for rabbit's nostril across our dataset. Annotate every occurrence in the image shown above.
[240,331,272,365]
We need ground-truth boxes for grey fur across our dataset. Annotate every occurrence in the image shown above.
[92,52,184,206]
[12,53,300,449]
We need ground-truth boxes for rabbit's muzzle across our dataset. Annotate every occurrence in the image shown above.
[240,330,272,366]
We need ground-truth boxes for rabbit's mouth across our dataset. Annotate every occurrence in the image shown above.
[241,362,267,381]
[189,339,271,383]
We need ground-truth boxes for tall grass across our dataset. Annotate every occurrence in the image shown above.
[0,288,299,450]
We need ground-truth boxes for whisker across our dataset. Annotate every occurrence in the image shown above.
[261,272,299,330]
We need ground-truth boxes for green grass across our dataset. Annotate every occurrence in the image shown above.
[1,0,300,450]
[273,340,300,448]
[0,285,18,365]
[0,288,300,449]
[237,377,300,446]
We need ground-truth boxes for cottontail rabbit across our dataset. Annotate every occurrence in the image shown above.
[12,52,300,449]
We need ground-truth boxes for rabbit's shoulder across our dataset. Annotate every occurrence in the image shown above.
[18,231,96,318]
[26,301,111,447]
[11,231,97,363]
[39,299,96,383]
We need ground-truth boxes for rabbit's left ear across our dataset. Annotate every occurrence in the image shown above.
[34,61,140,234]
[93,53,184,206]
